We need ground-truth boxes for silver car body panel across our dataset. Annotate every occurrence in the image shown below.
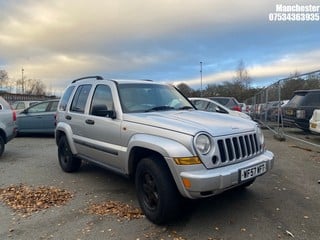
[0,97,16,143]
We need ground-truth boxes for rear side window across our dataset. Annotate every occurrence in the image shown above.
[59,86,75,111]
[49,101,59,112]
[303,92,320,106]
[70,85,92,113]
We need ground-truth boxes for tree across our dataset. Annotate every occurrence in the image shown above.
[176,83,194,97]
[25,79,46,95]
[233,60,251,89]
[280,72,305,99]
[304,74,320,89]
[0,70,9,90]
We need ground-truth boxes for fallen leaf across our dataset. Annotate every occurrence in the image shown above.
[0,184,73,215]
[285,230,295,238]
[87,200,144,220]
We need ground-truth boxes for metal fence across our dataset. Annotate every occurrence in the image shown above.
[0,92,57,104]
[245,70,320,147]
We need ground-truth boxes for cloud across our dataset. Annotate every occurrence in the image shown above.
[250,49,320,79]
[0,0,319,95]
[174,48,320,88]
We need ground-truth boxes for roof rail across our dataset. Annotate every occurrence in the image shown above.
[72,76,103,83]
[140,79,153,82]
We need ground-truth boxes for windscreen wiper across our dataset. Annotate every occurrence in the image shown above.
[145,106,175,112]
[178,106,193,110]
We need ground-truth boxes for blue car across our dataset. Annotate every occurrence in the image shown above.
[16,99,59,135]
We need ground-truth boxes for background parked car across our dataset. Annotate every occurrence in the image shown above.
[267,100,289,122]
[240,102,247,112]
[309,109,320,134]
[282,89,320,132]
[16,99,59,135]
[0,96,16,156]
[11,100,40,113]
[189,97,251,120]
[209,96,242,112]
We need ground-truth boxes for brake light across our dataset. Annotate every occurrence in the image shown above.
[232,106,242,112]
[12,110,17,121]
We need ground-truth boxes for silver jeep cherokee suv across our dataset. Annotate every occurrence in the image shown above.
[55,76,274,224]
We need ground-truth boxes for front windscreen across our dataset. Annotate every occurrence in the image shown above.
[118,83,194,113]
[286,93,306,107]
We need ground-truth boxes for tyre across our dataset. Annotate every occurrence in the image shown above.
[0,135,5,157]
[135,156,181,224]
[58,136,81,172]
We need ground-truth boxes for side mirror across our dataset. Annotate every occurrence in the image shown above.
[92,105,116,119]
[106,110,116,119]
[216,107,228,114]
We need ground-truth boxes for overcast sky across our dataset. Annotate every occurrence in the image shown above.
[0,0,319,95]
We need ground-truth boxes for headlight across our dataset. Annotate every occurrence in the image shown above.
[256,126,265,146]
[194,133,212,155]
[296,110,305,119]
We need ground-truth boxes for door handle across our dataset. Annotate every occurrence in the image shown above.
[85,119,95,125]
[65,115,72,120]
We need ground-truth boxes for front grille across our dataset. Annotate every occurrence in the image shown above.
[216,133,261,164]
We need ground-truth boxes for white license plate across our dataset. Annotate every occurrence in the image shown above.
[240,162,267,181]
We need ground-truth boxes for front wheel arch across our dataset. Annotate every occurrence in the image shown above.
[128,147,163,180]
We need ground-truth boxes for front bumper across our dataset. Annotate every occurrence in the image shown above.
[310,121,320,134]
[179,150,274,199]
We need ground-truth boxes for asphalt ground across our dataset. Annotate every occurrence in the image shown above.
[0,130,319,240]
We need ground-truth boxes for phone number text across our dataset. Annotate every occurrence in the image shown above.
[269,13,319,21]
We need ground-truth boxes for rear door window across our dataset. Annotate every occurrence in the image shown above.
[303,92,320,106]
[28,102,50,113]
